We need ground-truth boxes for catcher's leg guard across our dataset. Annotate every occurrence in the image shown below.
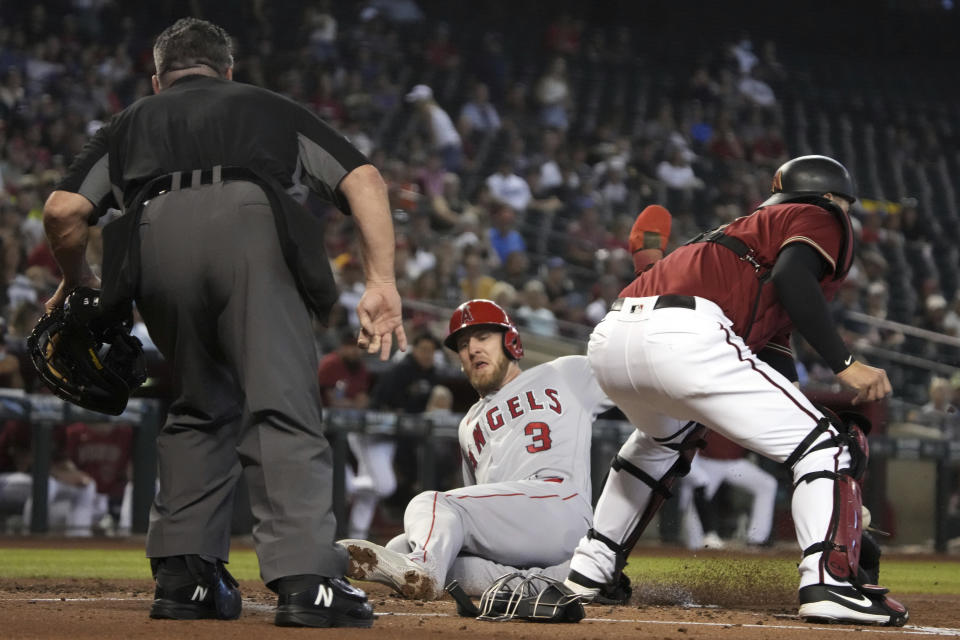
[787,411,870,585]
[569,423,705,593]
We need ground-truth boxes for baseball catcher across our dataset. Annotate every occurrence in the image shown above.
[560,155,908,626]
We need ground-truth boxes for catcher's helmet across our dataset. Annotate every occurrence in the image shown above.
[760,155,856,207]
[28,287,147,415]
[444,299,523,360]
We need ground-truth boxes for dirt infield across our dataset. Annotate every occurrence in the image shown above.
[2,539,959,639]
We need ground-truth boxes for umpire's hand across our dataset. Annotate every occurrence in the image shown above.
[836,360,892,405]
[356,283,407,360]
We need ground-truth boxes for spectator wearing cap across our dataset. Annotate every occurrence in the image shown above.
[406,84,462,172]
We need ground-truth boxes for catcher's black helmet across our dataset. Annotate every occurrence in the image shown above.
[28,287,146,415]
[760,155,856,207]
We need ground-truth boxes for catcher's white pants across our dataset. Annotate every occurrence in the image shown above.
[680,455,778,548]
[572,297,851,589]
[388,479,591,592]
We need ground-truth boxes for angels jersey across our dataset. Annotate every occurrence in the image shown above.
[457,355,612,499]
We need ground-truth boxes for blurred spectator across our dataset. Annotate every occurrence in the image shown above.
[405,84,462,172]
[63,420,133,534]
[535,56,572,131]
[545,12,582,55]
[907,376,959,439]
[305,1,339,63]
[737,69,776,108]
[424,22,459,69]
[364,332,441,538]
[751,123,788,168]
[317,330,381,540]
[486,158,532,213]
[514,280,558,337]
[564,206,607,270]
[497,249,531,292]
[0,419,98,536]
[656,147,704,215]
[459,249,497,301]
[584,274,622,325]
[458,81,501,137]
[487,203,527,264]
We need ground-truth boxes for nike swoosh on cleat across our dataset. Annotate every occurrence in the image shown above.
[828,590,873,608]
[844,355,853,366]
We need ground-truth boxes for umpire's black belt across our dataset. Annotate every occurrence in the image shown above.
[610,295,696,312]
[142,166,252,200]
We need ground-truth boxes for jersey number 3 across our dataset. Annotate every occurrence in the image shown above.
[524,422,552,453]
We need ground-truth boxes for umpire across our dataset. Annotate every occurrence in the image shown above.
[41,18,406,628]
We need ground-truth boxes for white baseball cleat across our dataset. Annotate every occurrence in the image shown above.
[798,583,908,626]
[338,539,439,600]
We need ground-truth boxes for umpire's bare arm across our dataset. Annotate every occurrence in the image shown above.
[42,190,100,313]
[341,164,408,360]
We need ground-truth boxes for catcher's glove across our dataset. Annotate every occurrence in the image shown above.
[446,573,584,623]
[28,287,146,415]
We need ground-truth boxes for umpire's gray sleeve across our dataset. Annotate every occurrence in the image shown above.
[56,123,115,212]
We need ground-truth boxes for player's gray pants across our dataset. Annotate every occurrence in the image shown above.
[388,479,591,593]
[573,297,850,590]
[139,182,345,584]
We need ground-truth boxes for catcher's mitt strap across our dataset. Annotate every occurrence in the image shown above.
[445,580,481,618]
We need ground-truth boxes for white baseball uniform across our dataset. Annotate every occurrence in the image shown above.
[385,355,611,594]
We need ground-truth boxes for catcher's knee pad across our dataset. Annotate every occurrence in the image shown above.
[604,422,707,561]
[787,409,872,583]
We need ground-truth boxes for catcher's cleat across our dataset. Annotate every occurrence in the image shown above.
[339,538,439,600]
[564,569,632,605]
[274,577,374,628]
[149,559,241,620]
[798,583,908,626]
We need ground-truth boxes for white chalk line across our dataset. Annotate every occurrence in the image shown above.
[2,596,958,636]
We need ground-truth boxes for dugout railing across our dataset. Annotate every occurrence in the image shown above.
[6,394,958,551]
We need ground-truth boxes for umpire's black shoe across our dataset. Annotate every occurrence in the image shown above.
[798,583,908,626]
[274,577,374,628]
[150,560,242,620]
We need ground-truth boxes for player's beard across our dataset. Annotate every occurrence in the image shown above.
[468,354,511,396]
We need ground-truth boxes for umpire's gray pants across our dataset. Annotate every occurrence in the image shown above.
[138,181,346,584]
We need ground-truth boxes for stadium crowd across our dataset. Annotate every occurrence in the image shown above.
[0,0,958,536]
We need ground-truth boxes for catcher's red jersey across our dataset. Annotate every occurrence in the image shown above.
[620,202,845,351]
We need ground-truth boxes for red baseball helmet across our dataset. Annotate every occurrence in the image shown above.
[444,299,524,360]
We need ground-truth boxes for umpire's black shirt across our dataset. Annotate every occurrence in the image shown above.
[58,75,368,216]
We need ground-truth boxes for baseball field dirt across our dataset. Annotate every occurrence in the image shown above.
[1,538,958,639]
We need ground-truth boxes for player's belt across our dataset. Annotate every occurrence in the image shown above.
[610,295,696,312]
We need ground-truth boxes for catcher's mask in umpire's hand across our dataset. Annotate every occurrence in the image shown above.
[28,287,147,415]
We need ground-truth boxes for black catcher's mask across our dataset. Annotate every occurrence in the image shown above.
[28,287,146,415]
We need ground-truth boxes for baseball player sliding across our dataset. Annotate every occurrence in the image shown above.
[338,299,620,598]
[561,155,908,626]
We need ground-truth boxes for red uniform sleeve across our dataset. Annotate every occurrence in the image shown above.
[776,204,843,276]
